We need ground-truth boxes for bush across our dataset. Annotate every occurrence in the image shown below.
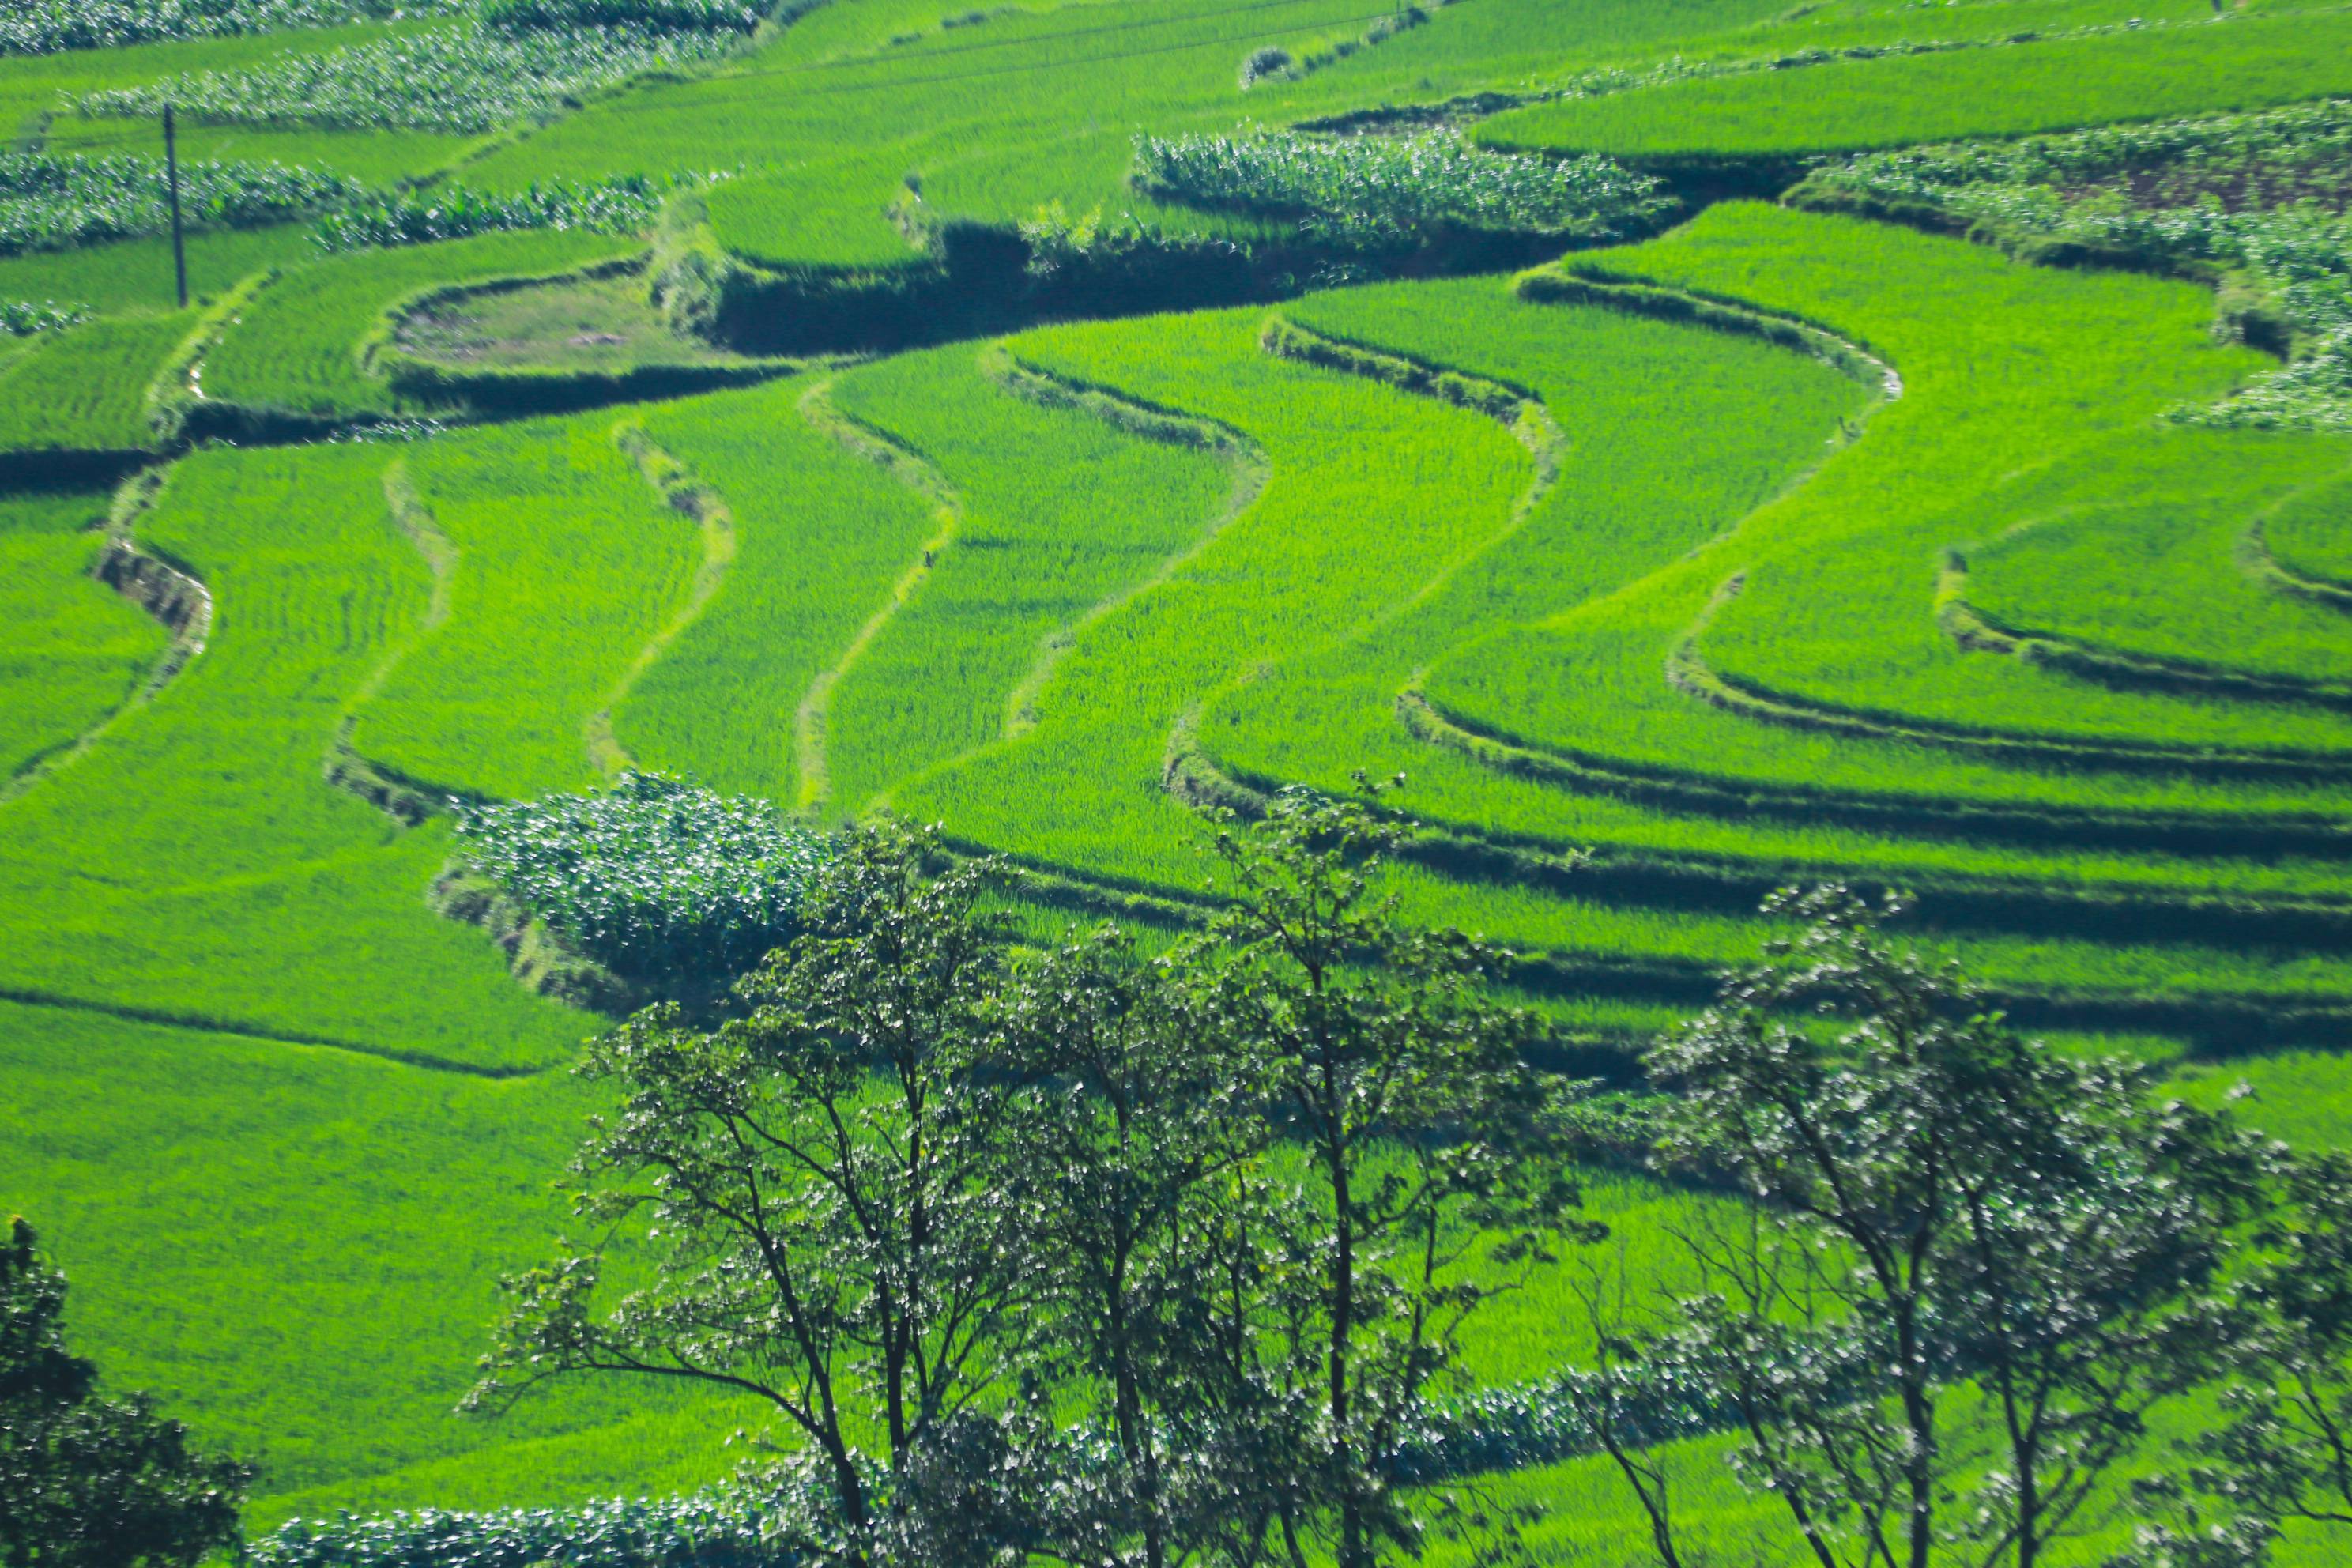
[452,772,835,979]
[1133,129,1672,245]
[80,21,742,134]
[0,0,462,56]
[0,152,363,254]
[481,0,763,30]
[250,1480,833,1568]
[1236,45,1291,89]
[311,173,673,251]
[0,299,89,335]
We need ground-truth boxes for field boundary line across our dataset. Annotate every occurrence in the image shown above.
[326,458,468,824]
[1258,311,1566,627]
[148,268,281,439]
[954,782,2352,1050]
[1518,264,1902,398]
[2,466,211,810]
[0,986,551,1079]
[2247,514,2352,613]
[1178,724,2352,940]
[1672,572,2352,779]
[1395,684,2352,860]
[1939,512,2352,714]
[985,342,1272,743]
[584,421,744,778]
[792,373,963,816]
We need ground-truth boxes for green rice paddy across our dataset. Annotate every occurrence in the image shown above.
[2,0,2350,1550]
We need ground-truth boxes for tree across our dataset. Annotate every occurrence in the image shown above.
[1616,888,2264,1568]
[471,820,1031,1551]
[995,925,1300,1568]
[1,1216,251,1568]
[1195,782,1589,1568]
[2175,1148,2352,1556]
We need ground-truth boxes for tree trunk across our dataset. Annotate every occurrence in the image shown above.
[1330,1145,1363,1568]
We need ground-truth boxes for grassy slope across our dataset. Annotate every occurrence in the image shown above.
[0,310,190,450]
[616,371,940,801]
[2260,470,2352,590]
[821,341,1232,816]
[2,0,2348,1534]
[1429,205,2352,820]
[0,442,586,1066]
[353,411,699,799]
[898,305,1529,890]
[0,999,746,1514]
[0,487,165,783]
[1476,7,2352,159]
[1965,479,2352,687]
[0,226,320,315]
[202,229,635,416]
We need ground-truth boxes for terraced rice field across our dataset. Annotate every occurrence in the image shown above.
[3,0,2350,1551]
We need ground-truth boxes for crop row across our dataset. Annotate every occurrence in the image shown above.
[0,0,461,56]
[1473,7,2352,163]
[0,151,362,256]
[81,19,744,134]
[0,442,590,1062]
[1131,128,1672,245]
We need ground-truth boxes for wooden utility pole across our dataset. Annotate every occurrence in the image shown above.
[163,103,188,310]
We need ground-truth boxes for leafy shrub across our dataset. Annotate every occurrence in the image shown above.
[240,1366,1717,1568]
[0,152,363,255]
[1236,44,1291,89]
[0,299,89,335]
[80,21,741,134]
[250,1480,833,1568]
[453,772,835,979]
[0,0,462,56]
[481,0,763,30]
[1133,129,1672,244]
[311,172,672,251]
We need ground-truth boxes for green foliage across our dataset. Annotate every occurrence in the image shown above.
[251,1483,824,1568]
[1133,130,1672,245]
[475,821,1027,1540]
[1624,889,2272,1568]
[0,298,86,334]
[1475,10,2352,160]
[82,21,743,134]
[312,173,672,253]
[454,771,832,978]
[0,152,363,256]
[0,0,460,55]
[480,0,763,31]
[1193,782,1590,1568]
[0,1216,253,1568]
